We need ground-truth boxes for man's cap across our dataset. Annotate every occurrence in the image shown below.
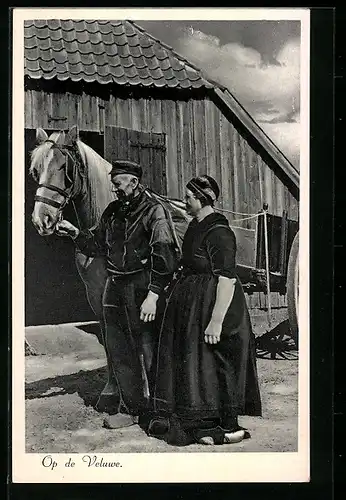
[110,160,143,179]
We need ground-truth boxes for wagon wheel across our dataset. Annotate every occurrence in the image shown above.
[287,231,299,346]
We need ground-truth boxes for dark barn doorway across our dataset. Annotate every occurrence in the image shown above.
[24,129,104,326]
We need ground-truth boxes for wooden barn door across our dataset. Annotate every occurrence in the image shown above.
[104,126,167,195]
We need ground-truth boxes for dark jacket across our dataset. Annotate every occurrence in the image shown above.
[74,189,179,295]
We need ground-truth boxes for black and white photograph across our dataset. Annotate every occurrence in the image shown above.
[12,7,310,483]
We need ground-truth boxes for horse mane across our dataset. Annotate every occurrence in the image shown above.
[75,140,115,223]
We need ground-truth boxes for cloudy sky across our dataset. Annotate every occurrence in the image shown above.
[136,20,301,170]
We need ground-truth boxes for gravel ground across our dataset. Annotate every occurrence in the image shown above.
[25,308,298,453]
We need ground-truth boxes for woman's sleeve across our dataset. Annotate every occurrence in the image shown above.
[205,227,237,279]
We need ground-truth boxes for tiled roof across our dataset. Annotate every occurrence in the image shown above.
[24,19,213,89]
[24,19,299,192]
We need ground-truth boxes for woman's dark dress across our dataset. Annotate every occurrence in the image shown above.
[142,212,262,446]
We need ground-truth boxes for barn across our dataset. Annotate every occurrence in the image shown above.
[24,19,299,326]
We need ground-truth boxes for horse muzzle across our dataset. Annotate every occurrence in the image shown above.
[31,206,61,236]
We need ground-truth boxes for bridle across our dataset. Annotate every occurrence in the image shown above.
[34,139,84,224]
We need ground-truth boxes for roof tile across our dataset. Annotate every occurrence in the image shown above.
[75,30,89,44]
[104,44,119,57]
[49,28,65,42]
[40,59,56,73]
[26,47,39,61]
[51,38,64,51]
[39,48,54,62]
[24,24,36,39]
[112,24,126,36]
[92,52,108,66]
[141,45,156,59]
[74,20,88,32]
[174,68,188,82]
[107,54,122,66]
[60,29,75,43]
[77,42,94,55]
[153,44,169,61]
[144,57,160,71]
[89,42,106,56]
[148,66,165,80]
[47,19,61,30]
[26,59,41,72]
[24,19,210,89]
[132,54,147,69]
[84,21,99,33]
[108,65,126,78]
[68,51,82,65]
[88,31,103,44]
[137,32,153,49]
[158,58,171,71]
[123,65,138,79]
[118,55,133,68]
[126,74,142,85]
[36,26,50,40]
[25,35,38,49]
[128,45,142,58]
[60,20,75,31]
[34,20,47,29]
[124,23,136,36]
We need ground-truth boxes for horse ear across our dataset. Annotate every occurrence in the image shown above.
[36,128,48,144]
[66,125,79,145]
[55,130,66,145]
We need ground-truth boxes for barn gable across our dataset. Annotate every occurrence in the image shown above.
[24,18,299,199]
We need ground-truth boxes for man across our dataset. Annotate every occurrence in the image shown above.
[56,160,179,429]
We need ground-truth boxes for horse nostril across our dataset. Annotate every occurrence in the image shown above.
[31,215,39,228]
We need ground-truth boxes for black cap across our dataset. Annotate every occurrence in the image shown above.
[110,160,143,179]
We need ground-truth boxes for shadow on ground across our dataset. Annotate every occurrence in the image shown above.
[256,319,298,360]
[25,366,108,410]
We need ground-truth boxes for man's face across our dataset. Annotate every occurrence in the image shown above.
[184,188,201,216]
[111,174,138,201]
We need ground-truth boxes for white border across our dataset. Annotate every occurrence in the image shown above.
[12,7,310,483]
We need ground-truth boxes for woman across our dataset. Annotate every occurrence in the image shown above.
[141,175,262,446]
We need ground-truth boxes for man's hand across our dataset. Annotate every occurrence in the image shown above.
[55,220,80,239]
[140,291,159,322]
[204,319,223,344]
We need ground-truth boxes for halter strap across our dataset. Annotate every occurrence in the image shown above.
[34,195,65,210]
[38,183,70,198]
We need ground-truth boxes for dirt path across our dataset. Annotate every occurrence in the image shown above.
[25,309,298,453]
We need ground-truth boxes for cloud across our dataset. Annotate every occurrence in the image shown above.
[261,121,300,170]
[176,29,300,167]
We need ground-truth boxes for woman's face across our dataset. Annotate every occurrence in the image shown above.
[184,188,202,216]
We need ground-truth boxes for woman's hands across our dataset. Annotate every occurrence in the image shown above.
[204,277,236,345]
[204,319,222,344]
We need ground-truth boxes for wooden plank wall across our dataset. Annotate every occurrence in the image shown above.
[25,89,299,310]
[25,89,298,223]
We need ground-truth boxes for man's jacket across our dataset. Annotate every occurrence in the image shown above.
[74,189,179,295]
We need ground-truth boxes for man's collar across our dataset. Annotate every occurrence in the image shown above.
[118,188,146,216]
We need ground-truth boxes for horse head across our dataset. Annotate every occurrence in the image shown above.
[30,126,83,236]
